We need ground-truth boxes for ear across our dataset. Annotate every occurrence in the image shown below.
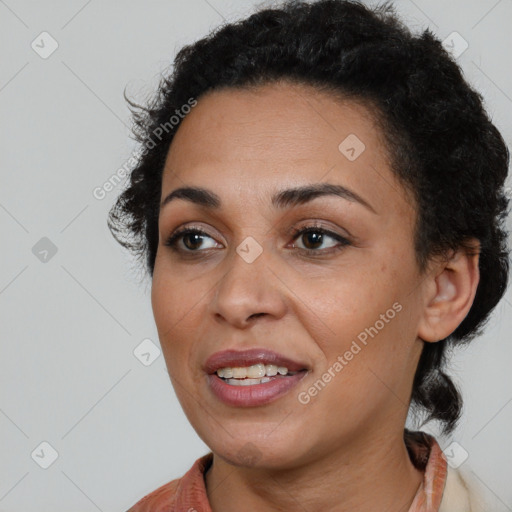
[417,239,480,343]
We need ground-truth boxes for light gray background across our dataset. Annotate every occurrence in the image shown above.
[1,0,511,510]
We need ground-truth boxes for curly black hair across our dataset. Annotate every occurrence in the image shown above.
[108,0,510,435]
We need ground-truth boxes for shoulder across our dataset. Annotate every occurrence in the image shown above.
[125,477,181,512]
[439,464,503,512]
[125,452,213,512]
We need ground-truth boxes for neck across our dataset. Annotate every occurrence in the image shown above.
[205,428,424,512]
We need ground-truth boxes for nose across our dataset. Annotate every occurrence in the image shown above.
[208,245,287,329]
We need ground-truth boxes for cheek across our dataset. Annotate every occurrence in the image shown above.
[307,257,413,379]
[320,283,417,412]
[316,271,396,338]
[151,267,200,369]
[297,311,412,431]
[151,261,199,330]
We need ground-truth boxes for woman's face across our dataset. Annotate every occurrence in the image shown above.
[151,81,427,468]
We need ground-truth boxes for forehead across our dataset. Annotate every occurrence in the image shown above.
[161,81,414,219]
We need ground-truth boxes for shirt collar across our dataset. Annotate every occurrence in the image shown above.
[146,430,448,512]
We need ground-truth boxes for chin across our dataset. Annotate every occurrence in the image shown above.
[204,430,309,470]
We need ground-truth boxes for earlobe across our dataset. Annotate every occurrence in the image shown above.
[417,241,480,343]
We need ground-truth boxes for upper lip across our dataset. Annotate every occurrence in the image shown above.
[204,348,309,374]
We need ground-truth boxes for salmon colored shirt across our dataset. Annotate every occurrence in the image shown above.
[126,430,447,512]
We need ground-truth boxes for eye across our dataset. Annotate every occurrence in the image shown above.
[163,222,351,256]
[289,223,351,255]
[164,227,221,252]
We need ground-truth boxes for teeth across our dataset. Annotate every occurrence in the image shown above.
[225,377,272,386]
[232,367,247,378]
[216,364,299,379]
[247,363,266,378]
[265,365,278,376]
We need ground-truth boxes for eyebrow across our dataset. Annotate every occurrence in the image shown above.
[160,183,377,214]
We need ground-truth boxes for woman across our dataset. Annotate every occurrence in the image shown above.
[108,1,510,510]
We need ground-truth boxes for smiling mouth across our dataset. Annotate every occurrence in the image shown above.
[216,363,299,378]
[204,348,310,405]
[216,363,304,386]
[208,369,309,406]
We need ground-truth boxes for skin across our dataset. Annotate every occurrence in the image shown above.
[151,80,480,512]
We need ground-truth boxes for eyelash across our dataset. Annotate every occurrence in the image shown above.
[288,224,351,255]
[164,222,351,257]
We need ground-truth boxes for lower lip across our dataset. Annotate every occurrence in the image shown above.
[207,372,308,407]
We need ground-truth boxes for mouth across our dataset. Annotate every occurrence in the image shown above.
[204,348,310,406]
[204,348,309,374]
[216,363,300,385]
